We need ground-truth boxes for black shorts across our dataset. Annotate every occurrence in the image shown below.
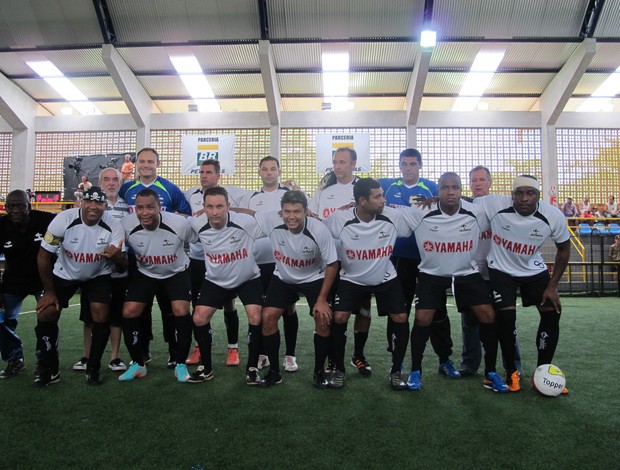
[125,270,191,303]
[415,272,491,311]
[79,276,128,326]
[196,277,263,308]
[332,278,406,316]
[54,274,112,308]
[488,268,552,309]
[264,276,327,313]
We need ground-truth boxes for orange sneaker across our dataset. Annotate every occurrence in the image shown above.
[186,345,201,365]
[507,370,521,392]
[561,387,569,395]
[226,348,240,366]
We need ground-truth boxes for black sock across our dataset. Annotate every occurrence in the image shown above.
[330,322,348,373]
[122,317,144,365]
[410,324,431,372]
[162,314,177,357]
[194,323,213,372]
[386,316,395,352]
[88,321,110,371]
[390,321,409,373]
[35,320,59,372]
[314,333,330,373]
[283,311,298,356]
[537,310,561,365]
[353,330,368,358]
[496,309,517,373]
[174,314,192,364]
[246,324,261,370]
[224,309,239,345]
[263,331,281,374]
[479,321,498,375]
[430,307,453,363]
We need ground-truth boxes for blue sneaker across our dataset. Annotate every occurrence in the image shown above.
[118,362,147,381]
[483,371,509,393]
[406,370,422,390]
[438,360,461,379]
[175,363,190,383]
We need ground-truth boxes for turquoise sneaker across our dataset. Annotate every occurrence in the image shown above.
[175,363,190,383]
[407,370,422,390]
[118,362,147,381]
[483,371,509,393]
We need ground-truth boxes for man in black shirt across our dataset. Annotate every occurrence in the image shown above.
[0,190,55,378]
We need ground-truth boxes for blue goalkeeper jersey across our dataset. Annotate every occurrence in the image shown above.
[379,177,438,259]
[119,176,192,215]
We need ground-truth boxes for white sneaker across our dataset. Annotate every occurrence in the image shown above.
[283,355,299,372]
[72,357,88,371]
[257,355,270,370]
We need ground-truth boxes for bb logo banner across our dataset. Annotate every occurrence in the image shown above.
[181,135,236,175]
[315,133,371,173]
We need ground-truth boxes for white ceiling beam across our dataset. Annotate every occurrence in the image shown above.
[259,40,281,126]
[102,44,153,128]
[405,48,432,126]
[0,71,38,130]
[539,38,596,125]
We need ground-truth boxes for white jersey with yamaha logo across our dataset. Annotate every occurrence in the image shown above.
[255,210,337,284]
[123,212,197,279]
[475,195,570,276]
[246,185,290,265]
[190,211,262,290]
[399,201,488,277]
[323,206,411,286]
[40,208,125,282]
[310,177,359,220]
[185,185,248,260]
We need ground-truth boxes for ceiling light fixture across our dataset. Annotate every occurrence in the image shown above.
[452,51,505,112]
[170,55,220,113]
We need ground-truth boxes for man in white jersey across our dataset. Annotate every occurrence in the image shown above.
[118,189,197,383]
[475,175,570,394]
[185,159,244,367]
[405,173,509,392]
[74,167,130,373]
[187,187,264,385]
[254,190,338,388]
[245,156,301,373]
[36,187,126,387]
[310,148,374,377]
[459,166,522,379]
[324,178,412,391]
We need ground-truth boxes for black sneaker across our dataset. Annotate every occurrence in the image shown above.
[187,366,214,384]
[72,357,88,371]
[327,370,345,389]
[313,370,328,389]
[108,358,127,372]
[0,359,26,379]
[259,371,283,388]
[390,371,408,391]
[351,355,372,376]
[86,369,103,386]
[167,354,177,369]
[34,369,60,387]
[246,367,260,385]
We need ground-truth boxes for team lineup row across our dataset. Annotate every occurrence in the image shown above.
[0,147,570,394]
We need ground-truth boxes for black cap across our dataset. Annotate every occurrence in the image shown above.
[82,186,107,202]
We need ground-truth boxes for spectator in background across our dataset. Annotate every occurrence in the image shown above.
[606,195,618,218]
[120,154,135,182]
[560,196,580,226]
[74,175,92,201]
[579,196,592,217]
[609,235,620,272]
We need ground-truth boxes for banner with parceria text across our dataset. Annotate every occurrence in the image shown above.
[315,133,371,173]
[181,135,236,175]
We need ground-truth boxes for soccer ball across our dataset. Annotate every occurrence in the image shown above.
[531,364,566,397]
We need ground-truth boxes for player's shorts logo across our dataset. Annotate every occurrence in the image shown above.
[423,241,434,252]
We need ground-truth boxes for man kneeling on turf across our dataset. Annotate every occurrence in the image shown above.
[254,190,338,388]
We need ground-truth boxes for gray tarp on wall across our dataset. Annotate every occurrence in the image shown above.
[63,152,135,201]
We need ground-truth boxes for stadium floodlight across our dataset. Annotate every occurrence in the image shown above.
[26,60,102,115]
[170,55,220,112]
[420,30,437,48]
[452,51,504,111]
[577,66,620,112]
